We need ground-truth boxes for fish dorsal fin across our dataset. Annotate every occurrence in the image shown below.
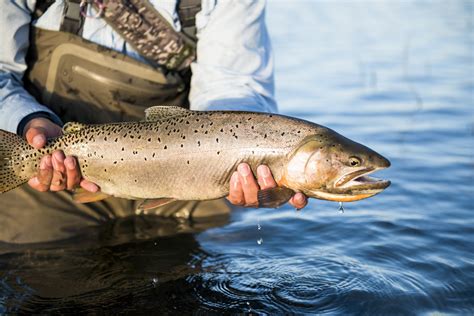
[145,106,190,121]
[63,122,87,134]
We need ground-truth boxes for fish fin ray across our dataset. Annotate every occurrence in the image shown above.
[145,106,190,121]
[257,186,294,208]
[72,188,110,203]
[63,122,87,134]
[138,198,176,211]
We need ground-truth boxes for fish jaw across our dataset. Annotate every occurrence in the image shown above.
[308,167,391,202]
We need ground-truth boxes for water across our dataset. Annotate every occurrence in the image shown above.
[1,1,473,314]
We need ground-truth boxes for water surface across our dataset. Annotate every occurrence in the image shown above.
[1,1,473,314]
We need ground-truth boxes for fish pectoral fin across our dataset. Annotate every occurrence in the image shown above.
[63,122,88,134]
[257,186,295,208]
[144,106,190,121]
[138,198,176,211]
[72,189,111,203]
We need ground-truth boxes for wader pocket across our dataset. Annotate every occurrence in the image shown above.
[44,43,187,123]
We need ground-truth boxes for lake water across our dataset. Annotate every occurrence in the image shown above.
[1,1,473,314]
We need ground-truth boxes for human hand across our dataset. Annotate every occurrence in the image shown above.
[24,117,99,192]
[227,163,307,209]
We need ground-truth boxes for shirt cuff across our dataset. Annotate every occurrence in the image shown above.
[0,94,63,134]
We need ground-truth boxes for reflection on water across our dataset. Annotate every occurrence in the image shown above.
[1,1,473,314]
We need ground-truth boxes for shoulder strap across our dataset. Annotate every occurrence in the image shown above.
[178,0,202,41]
[98,0,196,71]
[35,0,200,71]
[59,0,85,35]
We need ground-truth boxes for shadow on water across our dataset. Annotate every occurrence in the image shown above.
[0,215,227,314]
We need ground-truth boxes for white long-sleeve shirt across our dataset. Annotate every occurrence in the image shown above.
[0,0,276,133]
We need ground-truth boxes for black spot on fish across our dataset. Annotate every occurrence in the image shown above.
[216,138,219,143]
[164,145,167,150]
[148,138,152,142]
[264,134,267,139]
[281,132,285,136]
[187,160,190,164]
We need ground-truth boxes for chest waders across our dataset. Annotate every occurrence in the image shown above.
[0,0,230,244]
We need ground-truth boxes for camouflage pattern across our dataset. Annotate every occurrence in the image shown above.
[98,0,196,71]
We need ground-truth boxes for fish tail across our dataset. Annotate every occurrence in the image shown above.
[0,130,36,193]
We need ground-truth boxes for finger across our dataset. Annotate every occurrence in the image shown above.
[50,170,66,191]
[289,193,308,210]
[80,179,100,193]
[50,151,66,191]
[25,127,47,149]
[52,151,66,173]
[237,163,259,207]
[64,156,81,190]
[35,155,53,191]
[256,165,277,190]
[28,177,48,192]
[226,171,245,206]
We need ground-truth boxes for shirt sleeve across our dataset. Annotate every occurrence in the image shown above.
[0,0,62,134]
[189,0,277,113]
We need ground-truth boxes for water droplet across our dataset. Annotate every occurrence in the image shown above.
[257,238,263,245]
[151,277,159,287]
[257,219,261,230]
[246,301,252,313]
[338,202,345,214]
[154,242,157,246]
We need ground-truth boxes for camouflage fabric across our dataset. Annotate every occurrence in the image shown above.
[98,0,196,71]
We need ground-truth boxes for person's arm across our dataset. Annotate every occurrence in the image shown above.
[0,1,62,133]
[189,0,306,209]
[0,1,96,193]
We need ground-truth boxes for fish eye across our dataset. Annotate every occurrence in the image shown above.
[349,156,361,167]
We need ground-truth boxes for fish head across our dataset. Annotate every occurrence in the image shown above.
[285,131,391,202]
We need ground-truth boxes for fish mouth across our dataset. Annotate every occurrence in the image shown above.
[335,167,390,190]
[309,168,391,202]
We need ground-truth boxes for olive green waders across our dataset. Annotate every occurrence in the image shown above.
[0,13,230,243]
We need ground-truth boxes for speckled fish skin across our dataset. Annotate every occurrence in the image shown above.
[0,108,391,203]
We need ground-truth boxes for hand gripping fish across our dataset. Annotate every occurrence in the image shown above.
[0,106,390,209]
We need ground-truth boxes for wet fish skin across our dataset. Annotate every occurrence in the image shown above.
[0,107,390,205]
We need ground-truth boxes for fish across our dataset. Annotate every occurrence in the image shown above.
[0,106,390,208]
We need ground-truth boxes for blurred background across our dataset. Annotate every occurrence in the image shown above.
[1,1,472,314]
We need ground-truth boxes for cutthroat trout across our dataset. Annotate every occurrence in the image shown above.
[0,106,390,208]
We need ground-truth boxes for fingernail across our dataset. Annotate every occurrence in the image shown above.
[231,172,239,189]
[53,151,65,163]
[32,134,45,147]
[64,157,76,170]
[257,165,271,177]
[82,181,99,193]
[295,193,305,204]
[238,164,251,176]
[30,177,40,186]
[40,157,47,170]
